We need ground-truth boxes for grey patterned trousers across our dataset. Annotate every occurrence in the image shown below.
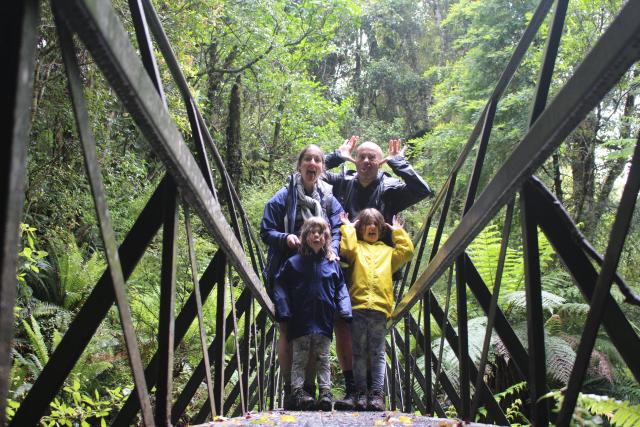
[351,309,387,392]
[291,334,331,390]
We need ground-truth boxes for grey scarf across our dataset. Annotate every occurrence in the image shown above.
[286,174,333,233]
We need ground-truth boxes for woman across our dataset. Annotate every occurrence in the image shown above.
[260,144,343,409]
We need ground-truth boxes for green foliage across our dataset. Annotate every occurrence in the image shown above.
[6,381,127,427]
[17,224,48,287]
[24,231,104,311]
[544,390,640,427]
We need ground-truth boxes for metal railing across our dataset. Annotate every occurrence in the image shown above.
[4,0,278,425]
[386,0,640,425]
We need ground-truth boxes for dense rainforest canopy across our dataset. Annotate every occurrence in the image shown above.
[10,0,640,425]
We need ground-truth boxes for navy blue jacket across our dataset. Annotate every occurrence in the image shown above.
[260,176,343,289]
[273,252,352,341]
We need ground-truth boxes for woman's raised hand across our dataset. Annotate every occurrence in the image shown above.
[286,234,301,249]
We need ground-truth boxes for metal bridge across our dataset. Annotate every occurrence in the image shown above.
[3,0,640,425]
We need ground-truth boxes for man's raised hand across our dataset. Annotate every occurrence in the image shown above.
[379,138,406,166]
[338,135,359,163]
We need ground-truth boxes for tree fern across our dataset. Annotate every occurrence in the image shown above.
[545,335,576,385]
[546,391,640,427]
[502,290,566,315]
[562,335,615,384]
[21,315,49,366]
[494,321,577,386]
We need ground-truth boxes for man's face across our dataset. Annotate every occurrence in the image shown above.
[355,142,382,184]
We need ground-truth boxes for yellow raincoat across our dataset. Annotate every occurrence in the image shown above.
[339,225,414,318]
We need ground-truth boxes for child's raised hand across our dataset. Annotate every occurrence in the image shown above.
[386,215,405,231]
[339,211,351,225]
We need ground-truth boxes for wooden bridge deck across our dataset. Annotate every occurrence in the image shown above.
[192,409,498,426]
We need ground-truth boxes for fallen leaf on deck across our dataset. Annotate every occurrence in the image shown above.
[279,415,297,422]
[398,415,413,425]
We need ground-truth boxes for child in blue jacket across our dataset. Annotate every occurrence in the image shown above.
[274,217,352,411]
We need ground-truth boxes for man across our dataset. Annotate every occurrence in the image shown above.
[323,135,433,409]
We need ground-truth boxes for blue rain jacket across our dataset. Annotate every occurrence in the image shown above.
[260,176,343,290]
[273,251,352,341]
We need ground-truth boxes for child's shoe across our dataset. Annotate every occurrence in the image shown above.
[291,387,315,411]
[354,390,368,411]
[367,389,385,411]
[316,388,333,411]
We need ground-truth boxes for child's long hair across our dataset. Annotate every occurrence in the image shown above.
[355,208,385,241]
[299,217,333,257]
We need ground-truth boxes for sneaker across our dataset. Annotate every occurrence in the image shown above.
[354,391,367,411]
[291,387,315,411]
[367,389,385,411]
[316,389,332,411]
[333,392,355,411]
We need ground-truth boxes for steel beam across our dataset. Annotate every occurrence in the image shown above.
[526,177,640,382]
[520,186,548,426]
[113,250,226,426]
[0,2,39,425]
[156,182,178,426]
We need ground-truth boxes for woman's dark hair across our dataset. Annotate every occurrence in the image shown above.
[299,216,333,257]
[355,208,385,241]
[296,144,325,170]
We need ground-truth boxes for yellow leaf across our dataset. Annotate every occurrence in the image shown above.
[213,415,229,422]
[398,415,413,425]
[279,414,297,422]
[374,420,389,426]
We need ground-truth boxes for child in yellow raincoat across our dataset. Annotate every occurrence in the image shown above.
[339,208,414,411]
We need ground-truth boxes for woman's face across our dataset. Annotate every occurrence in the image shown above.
[298,146,324,190]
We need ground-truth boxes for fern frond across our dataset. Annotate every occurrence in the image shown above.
[545,335,576,385]
[502,290,565,314]
[556,302,590,330]
[541,270,573,290]
[545,314,563,335]
[31,301,64,318]
[494,381,527,403]
[579,394,640,427]
[21,316,49,366]
[561,335,615,383]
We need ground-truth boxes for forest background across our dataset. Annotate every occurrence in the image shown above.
[10,0,640,425]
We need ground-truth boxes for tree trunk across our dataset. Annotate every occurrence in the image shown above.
[568,116,597,225]
[226,75,242,192]
[585,70,637,232]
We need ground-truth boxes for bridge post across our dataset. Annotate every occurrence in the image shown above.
[0,2,39,426]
